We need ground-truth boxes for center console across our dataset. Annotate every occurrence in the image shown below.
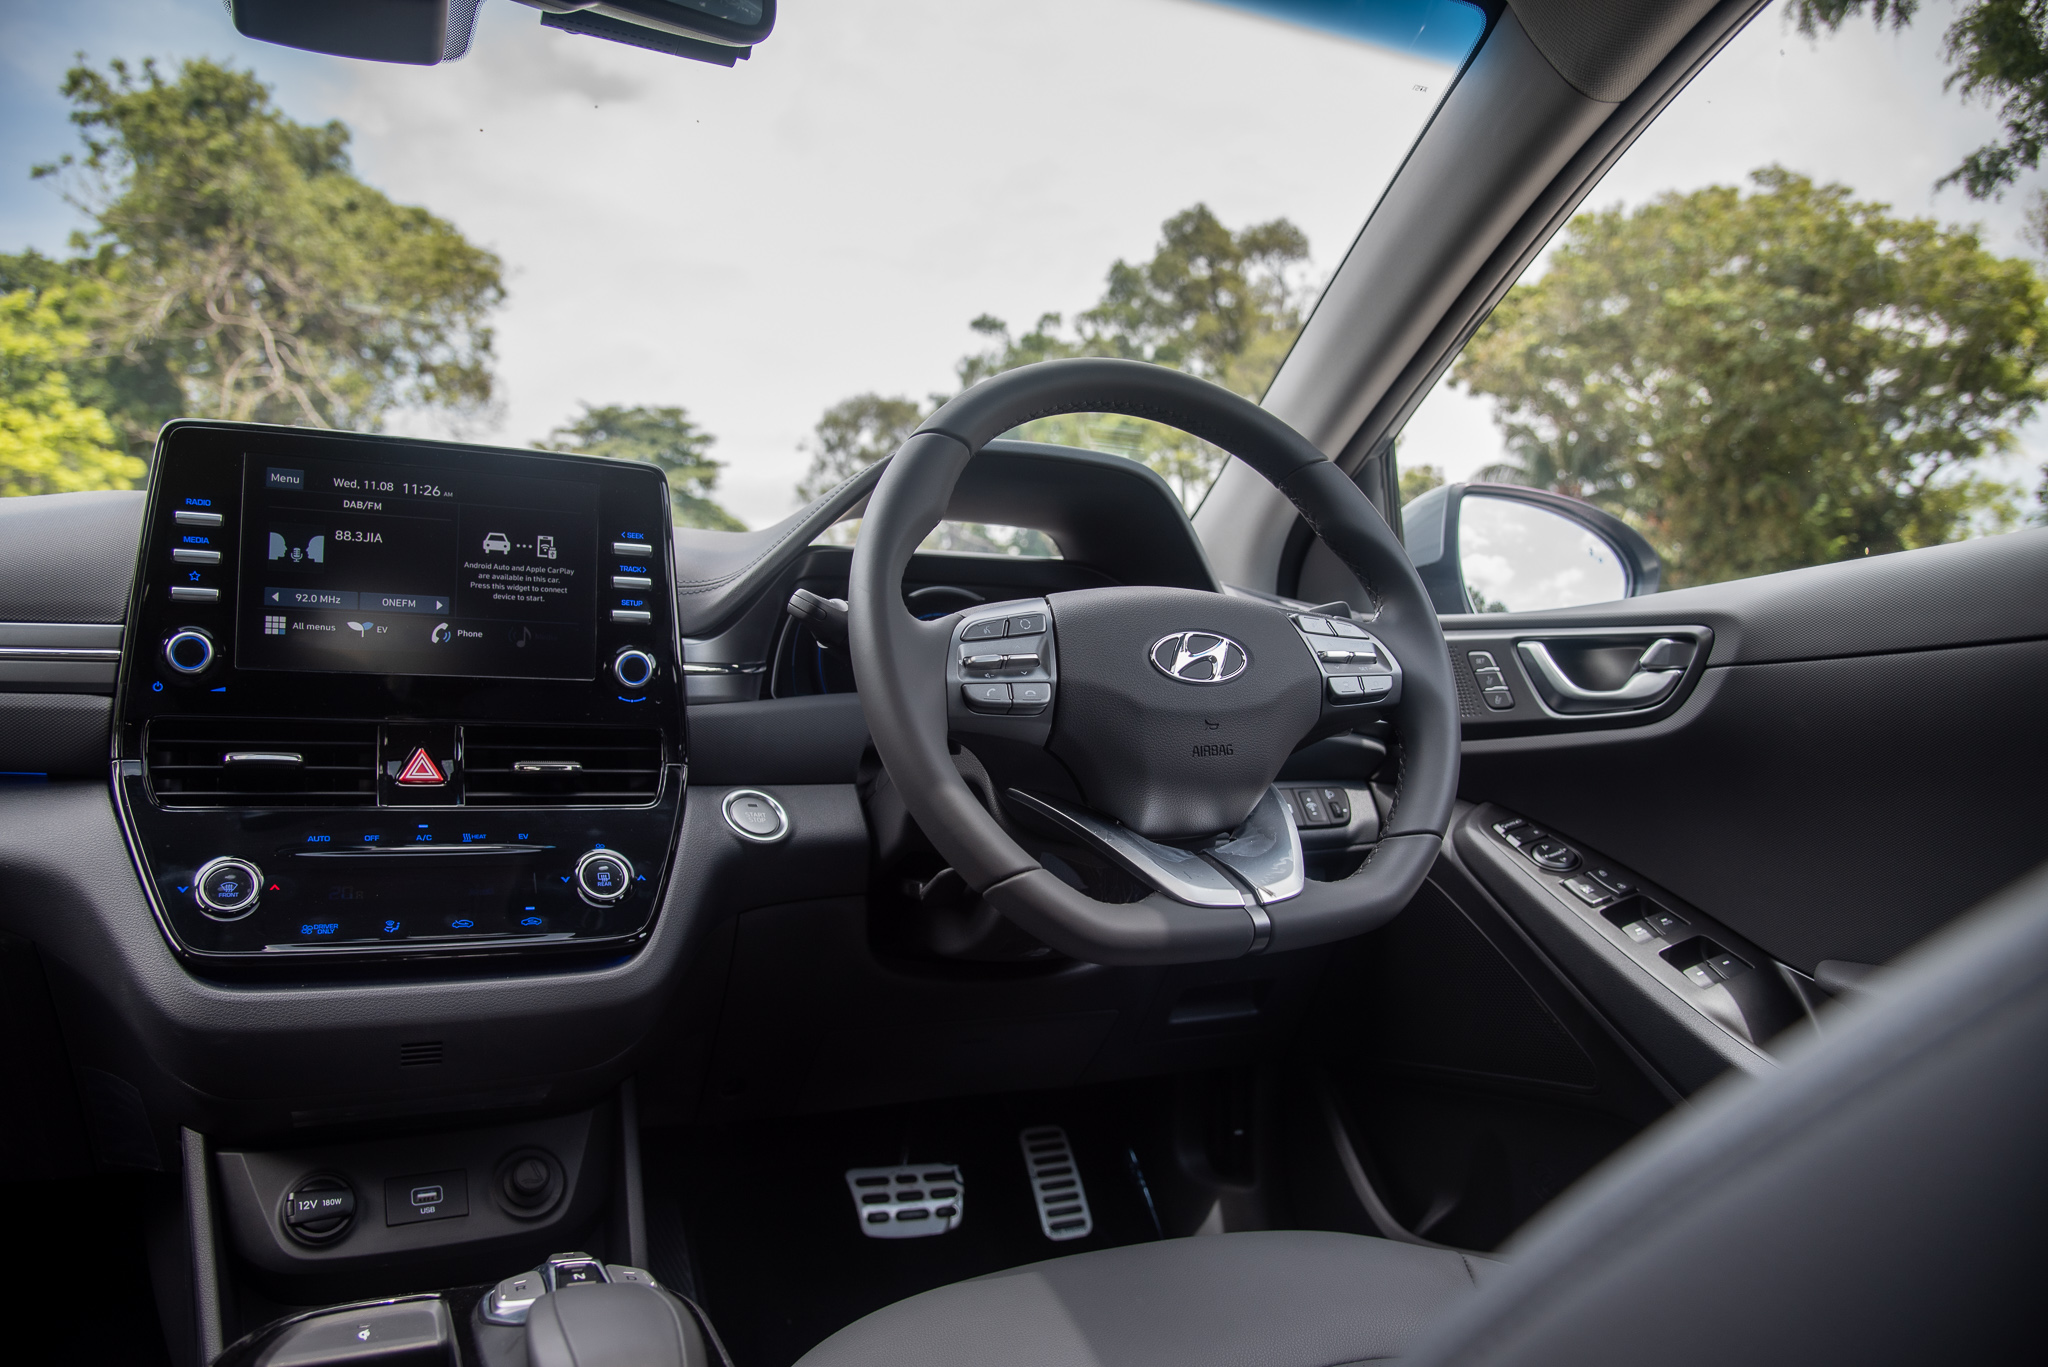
[112,421,685,972]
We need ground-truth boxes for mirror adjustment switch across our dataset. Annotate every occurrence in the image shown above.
[1527,840,1580,871]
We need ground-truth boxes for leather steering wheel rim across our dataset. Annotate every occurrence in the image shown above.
[849,358,1460,964]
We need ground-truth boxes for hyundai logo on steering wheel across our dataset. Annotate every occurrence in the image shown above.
[1149,632,1249,684]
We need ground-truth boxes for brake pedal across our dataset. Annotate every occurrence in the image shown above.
[1021,1126,1093,1241]
[844,1163,964,1239]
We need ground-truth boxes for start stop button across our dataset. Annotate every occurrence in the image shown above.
[722,789,789,844]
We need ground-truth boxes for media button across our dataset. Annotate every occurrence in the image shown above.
[172,548,221,564]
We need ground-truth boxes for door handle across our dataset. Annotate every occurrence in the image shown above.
[1516,639,1684,712]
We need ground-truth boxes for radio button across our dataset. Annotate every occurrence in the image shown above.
[174,510,224,527]
[575,850,633,905]
[164,628,215,674]
[195,857,263,919]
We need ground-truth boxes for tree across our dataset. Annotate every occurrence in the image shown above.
[30,58,504,455]
[1793,2,2048,198]
[1399,461,1445,503]
[797,204,1314,512]
[538,403,742,530]
[1456,168,2043,586]
[0,286,143,497]
[795,393,924,503]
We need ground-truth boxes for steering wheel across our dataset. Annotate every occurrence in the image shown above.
[849,358,1459,964]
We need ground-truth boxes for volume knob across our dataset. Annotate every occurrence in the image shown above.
[164,628,215,675]
[613,648,656,690]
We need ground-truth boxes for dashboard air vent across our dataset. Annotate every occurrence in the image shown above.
[146,718,379,808]
[462,725,663,806]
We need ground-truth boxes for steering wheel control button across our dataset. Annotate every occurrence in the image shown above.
[962,617,1009,641]
[1006,612,1047,635]
[385,1169,468,1226]
[1010,681,1052,712]
[722,789,790,843]
[613,648,657,690]
[170,585,220,601]
[282,1176,358,1245]
[164,628,216,674]
[964,681,1012,712]
[194,856,262,919]
[575,849,633,904]
[1293,614,1334,634]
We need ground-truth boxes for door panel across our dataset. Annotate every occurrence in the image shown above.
[1438,528,2048,975]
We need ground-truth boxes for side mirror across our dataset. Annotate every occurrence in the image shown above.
[1403,482,1661,614]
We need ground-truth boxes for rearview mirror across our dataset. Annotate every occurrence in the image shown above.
[231,0,776,66]
[1403,483,1661,614]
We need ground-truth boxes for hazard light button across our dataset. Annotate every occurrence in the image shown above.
[380,725,460,806]
[397,748,446,785]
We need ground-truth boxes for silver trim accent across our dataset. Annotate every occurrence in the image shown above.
[1004,789,1247,909]
[0,645,121,661]
[193,855,262,920]
[1203,786,1306,907]
[1516,640,1683,711]
[1148,630,1250,684]
[722,788,790,844]
[222,751,302,767]
[679,660,766,676]
[513,760,583,773]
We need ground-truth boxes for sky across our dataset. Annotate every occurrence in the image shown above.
[2,1,2042,524]
[0,0,1462,527]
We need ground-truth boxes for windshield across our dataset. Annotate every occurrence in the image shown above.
[0,0,1486,531]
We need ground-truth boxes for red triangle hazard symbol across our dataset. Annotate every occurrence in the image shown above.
[397,748,446,785]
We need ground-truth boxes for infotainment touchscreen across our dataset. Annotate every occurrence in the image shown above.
[233,452,601,680]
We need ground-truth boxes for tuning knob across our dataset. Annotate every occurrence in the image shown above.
[164,628,216,675]
[613,648,656,690]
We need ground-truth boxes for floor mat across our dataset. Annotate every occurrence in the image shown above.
[647,1085,1169,1367]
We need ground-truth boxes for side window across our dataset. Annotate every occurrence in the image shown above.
[1397,4,2048,611]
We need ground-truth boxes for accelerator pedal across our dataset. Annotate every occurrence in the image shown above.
[844,1163,964,1239]
[1020,1126,1093,1241]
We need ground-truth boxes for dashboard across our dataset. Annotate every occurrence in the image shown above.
[114,422,686,971]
